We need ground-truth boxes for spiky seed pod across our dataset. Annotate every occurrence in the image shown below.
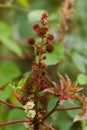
[28,38,35,45]
[46,44,54,53]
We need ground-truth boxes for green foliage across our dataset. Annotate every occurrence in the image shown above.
[75,0,87,37]
[0,22,12,37]
[0,61,21,86]
[0,0,87,130]
[28,9,46,23]
[1,38,23,56]
[16,0,29,8]
[77,74,87,85]
[72,52,86,73]
[44,44,64,65]
[54,111,72,130]
[62,101,81,118]
[5,109,26,130]
[0,22,23,56]
[82,121,87,130]
[0,86,13,101]
[47,97,59,120]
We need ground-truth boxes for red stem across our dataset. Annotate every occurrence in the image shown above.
[0,100,24,110]
[0,119,32,126]
[43,122,55,130]
[55,106,82,111]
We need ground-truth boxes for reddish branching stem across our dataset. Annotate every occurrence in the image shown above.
[0,119,32,126]
[0,100,24,110]
[55,106,82,111]
[43,105,82,122]
[43,122,55,130]
[43,100,59,121]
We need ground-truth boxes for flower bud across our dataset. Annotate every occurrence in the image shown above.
[35,27,48,37]
[46,44,54,53]
[27,110,36,119]
[23,101,35,111]
[42,71,47,75]
[32,24,39,30]
[41,12,48,25]
[27,38,35,45]
[47,34,54,41]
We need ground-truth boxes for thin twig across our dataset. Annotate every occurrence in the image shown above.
[0,3,29,13]
[42,100,59,121]
[55,106,82,111]
[43,122,55,130]
[0,100,24,110]
[0,119,32,126]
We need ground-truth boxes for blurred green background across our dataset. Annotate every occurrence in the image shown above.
[0,0,87,130]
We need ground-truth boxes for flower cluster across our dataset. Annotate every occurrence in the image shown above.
[0,12,87,130]
[23,101,36,119]
[26,12,54,92]
[28,12,54,53]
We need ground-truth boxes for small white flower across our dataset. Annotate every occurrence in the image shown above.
[27,110,36,119]
[23,101,36,119]
[23,101,35,112]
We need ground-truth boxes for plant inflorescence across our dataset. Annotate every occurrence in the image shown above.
[0,12,87,130]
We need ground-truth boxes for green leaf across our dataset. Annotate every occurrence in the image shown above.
[54,111,72,130]
[5,109,26,130]
[16,0,29,8]
[82,121,87,130]
[44,44,64,65]
[0,22,12,38]
[1,37,23,56]
[0,61,21,86]
[77,74,87,85]
[61,101,81,118]
[72,52,86,73]
[47,97,58,120]
[28,9,46,23]
[0,21,23,55]
[0,85,13,101]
